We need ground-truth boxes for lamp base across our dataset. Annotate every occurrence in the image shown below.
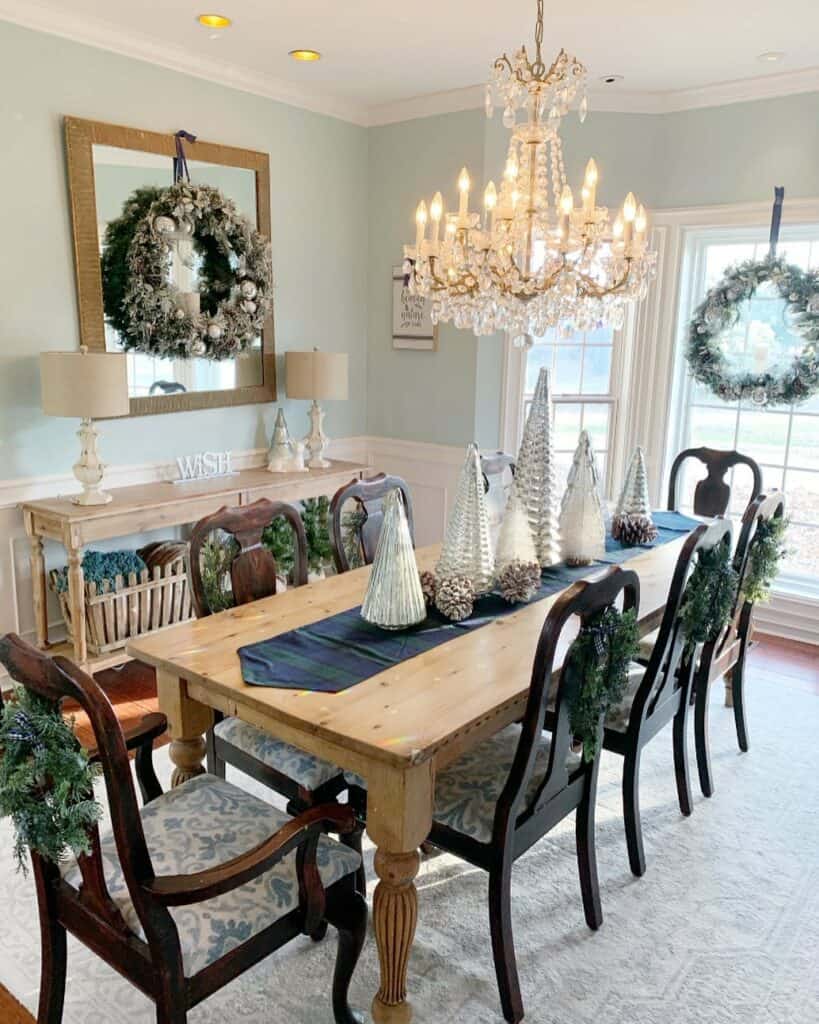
[71,418,114,506]
[304,400,332,470]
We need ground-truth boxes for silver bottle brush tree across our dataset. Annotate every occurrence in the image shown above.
[435,443,495,596]
[612,445,658,545]
[514,367,561,567]
[361,489,426,630]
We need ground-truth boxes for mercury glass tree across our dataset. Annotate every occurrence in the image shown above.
[612,445,658,544]
[267,408,294,472]
[515,367,561,567]
[559,430,606,565]
[436,443,495,594]
[361,489,426,629]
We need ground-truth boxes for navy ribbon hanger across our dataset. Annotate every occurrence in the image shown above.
[173,130,197,183]
[768,185,785,259]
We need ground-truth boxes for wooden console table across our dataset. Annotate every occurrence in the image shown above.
[20,460,367,672]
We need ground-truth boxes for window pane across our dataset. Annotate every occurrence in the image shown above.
[525,344,554,393]
[689,406,738,449]
[704,244,755,287]
[788,415,819,471]
[736,407,789,466]
[554,345,582,393]
[779,240,811,269]
[581,346,613,394]
[782,524,819,577]
[782,469,819,525]
[581,404,610,450]
[729,465,784,517]
[554,403,582,450]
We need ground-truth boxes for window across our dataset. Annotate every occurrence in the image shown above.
[512,324,622,495]
[670,226,819,590]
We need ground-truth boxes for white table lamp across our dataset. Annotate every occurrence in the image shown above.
[285,349,348,469]
[40,347,130,505]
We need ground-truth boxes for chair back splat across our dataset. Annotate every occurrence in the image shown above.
[667,446,762,518]
[189,498,307,617]
[329,474,415,572]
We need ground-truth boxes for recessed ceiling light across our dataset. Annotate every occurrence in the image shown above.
[198,14,232,30]
[289,49,321,62]
[757,51,785,63]
[599,74,624,85]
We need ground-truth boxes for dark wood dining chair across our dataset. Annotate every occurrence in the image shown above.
[692,491,786,797]
[480,450,516,494]
[328,473,415,573]
[426,566,640,1024]
[600,517,733,877]
[667,446,762,517]
[0,634,367,1024]
[188,499,361,906]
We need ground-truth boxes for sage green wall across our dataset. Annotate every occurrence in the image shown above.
[368,92,819,450]
[0,21,368,482]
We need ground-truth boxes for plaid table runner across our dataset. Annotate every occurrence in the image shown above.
[238,510,699,693]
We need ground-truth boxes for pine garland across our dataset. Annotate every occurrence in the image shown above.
[302,497,333,573]
[565,606,639,763]
[679,543,738,651]
[199,534,239,613]
[341,507,368,570]
[0,689,102,873]
[742,516,789,605]
[261,516,296,580]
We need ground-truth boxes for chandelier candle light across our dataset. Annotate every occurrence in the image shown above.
[403,0,655,339]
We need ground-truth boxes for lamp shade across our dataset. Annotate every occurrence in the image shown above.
[40,350,129,419]
[285,350,348,401]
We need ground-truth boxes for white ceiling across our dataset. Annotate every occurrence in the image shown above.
[3,0,819,124]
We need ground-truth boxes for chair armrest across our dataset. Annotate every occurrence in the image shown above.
[86,712,168,763]
[143,803,356,907]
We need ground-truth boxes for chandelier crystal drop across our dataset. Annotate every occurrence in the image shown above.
[403,0,656,339]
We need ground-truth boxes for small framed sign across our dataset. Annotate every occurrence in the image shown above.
[392,266,438,350]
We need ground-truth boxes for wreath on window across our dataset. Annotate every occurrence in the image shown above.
[686,255,819,407]
[120,182,273,361]
[101,186,234,340]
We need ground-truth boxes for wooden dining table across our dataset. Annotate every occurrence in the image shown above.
[127,537,688,1023]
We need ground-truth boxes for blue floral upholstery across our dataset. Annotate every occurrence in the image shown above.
[432,724,582,844]
[62,775,361,976]
[605,662,648,732]
[215,716,343,790]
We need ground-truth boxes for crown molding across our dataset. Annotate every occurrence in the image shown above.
[2,4,818,129]
[0,3,370,126]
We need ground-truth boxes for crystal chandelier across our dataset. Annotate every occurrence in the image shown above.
[403,0,656,342]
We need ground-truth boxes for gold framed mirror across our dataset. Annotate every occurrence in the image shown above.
[64,116,275,416]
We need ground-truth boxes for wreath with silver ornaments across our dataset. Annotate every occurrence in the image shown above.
[686,189,819,407]
[121,181,273,361]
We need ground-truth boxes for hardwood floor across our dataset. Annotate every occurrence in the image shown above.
[0,635,815,1023]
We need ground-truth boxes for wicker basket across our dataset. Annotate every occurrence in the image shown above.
[49,546,193,657]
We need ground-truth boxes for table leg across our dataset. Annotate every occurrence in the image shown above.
[66,546,87,666]
[366,762,434,1024]
[156,670,214,787]
[28,533,49,649]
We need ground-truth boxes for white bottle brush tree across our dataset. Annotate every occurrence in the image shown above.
[559,430,607,566]
[494,484,542,603]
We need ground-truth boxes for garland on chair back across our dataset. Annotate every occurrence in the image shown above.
[742,516,789,605]
[0,689,102,873]
[679,543,738,653]
[565,605,639,763]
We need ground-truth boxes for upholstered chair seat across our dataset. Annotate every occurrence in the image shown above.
[604,662,649,733]
[62,774,362,977]
[213,717,343,791]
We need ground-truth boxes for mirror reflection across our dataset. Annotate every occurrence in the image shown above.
[716,279,810,378]
[92,144,264,399]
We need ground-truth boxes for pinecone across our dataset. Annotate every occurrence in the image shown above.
[612,513,658,547]
[496,560,541,604]
[435,574,475,622]
[419,570,438,607]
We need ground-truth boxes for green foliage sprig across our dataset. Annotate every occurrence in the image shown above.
[341,507,368,570]
[742,516,789,605]
[679,543,738,652]
[53,550,147,594]
[200,534,239,613]
[261,516,296,579]
[566,606,639,763]
[301,497,333,573]
[0,689,102,873]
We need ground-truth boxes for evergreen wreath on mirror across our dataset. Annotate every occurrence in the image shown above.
[122,182,273,360]
[686,255,819,406]
[101,186,233,339]
[565,605,639,763]
[742,514,789,605]
[0,688,102,873]
[679,542,738,653]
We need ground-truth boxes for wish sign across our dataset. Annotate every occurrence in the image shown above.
[174,450,235,483]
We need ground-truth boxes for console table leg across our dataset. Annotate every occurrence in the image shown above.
[28,532,49,649]
[67,546,87,666]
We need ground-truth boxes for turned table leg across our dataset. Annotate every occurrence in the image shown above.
[27,529,49,649]
[367,762,433,1024]
[156,670,213,788]
[66,545,87,666]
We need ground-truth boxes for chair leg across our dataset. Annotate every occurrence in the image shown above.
[575,769,603,930]
[155,1003,187,1024]
[732,652,750,753]
[205,729,226,779]
[37,915,66,1024]
[622,747,646,877]
[673,693,693,818]
[135,741,162,804]
[488,863,524,1024]
[340,826,367,898]
[329,887,368,1024]
[694,668,715,798]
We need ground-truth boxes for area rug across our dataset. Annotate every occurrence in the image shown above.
[1,677,817,1023]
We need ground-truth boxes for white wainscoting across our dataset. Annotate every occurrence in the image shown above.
[0,435,814,681]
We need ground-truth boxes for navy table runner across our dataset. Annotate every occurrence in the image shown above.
[238,510,700,694]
